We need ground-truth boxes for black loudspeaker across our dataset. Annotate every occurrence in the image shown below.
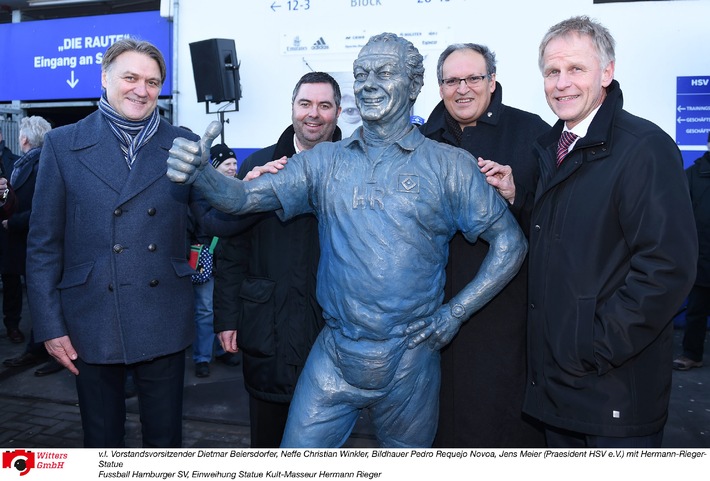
[189,38,241,104]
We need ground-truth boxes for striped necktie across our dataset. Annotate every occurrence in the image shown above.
[556,130,578,166]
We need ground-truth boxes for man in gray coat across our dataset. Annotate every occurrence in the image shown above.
[27,38,199,448]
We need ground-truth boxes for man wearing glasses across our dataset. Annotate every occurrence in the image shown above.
[420,43,549,448]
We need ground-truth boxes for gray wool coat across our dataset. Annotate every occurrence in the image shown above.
[27,110,199,364]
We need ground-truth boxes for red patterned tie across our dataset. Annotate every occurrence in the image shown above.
[556,130,578,166]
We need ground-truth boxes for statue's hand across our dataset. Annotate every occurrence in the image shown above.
[405,305,463,350]
[405,317,434,349]
[167,121,222,184]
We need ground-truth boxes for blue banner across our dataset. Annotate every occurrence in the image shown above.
[676,76,710,147]
[0,11,171,101]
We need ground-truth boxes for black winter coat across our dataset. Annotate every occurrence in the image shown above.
[524,80,697,437]
[213,125,340,403]
[0,142,18,221]
[1,147,41,275]
[420,82,549,447]
[687,151,710,287]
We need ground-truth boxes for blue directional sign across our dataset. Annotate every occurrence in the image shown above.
[676,76,710,146]
[0,11,171,102]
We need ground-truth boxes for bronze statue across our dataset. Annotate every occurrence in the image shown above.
[167,33,527,448]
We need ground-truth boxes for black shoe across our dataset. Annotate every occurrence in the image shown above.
[3,352,47,367]
[34,359,64,377]
[7,328,25,344]
[216,352,241,366]
[195,362,210,378]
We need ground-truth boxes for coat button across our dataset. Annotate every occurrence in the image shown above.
[148,244,157,252]
[534,225,541,231]
[108,283,114,291]
[113,244,124,253]
[530,303,535,309]
[149,279,159,287]
[147,207,157,216]
[113,208,122,216]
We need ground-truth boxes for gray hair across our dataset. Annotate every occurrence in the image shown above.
[19,116,52,149]
[538,15,615,73]
[436,43,497,84]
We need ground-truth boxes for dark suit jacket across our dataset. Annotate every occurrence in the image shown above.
[27,110,199,364]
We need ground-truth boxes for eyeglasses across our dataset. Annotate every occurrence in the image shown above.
[440,75,488,89]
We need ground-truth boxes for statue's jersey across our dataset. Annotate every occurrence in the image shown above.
[267,126,508,340]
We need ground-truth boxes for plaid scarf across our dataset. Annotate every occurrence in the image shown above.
[98,92,160,169]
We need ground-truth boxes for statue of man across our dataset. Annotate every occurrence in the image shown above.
[167,33,527,448]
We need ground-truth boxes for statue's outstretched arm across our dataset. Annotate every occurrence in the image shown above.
[167,121,280,215]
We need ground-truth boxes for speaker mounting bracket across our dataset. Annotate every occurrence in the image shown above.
[204,101,237,144]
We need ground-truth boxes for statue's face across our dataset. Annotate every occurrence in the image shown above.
[353,42,412,124]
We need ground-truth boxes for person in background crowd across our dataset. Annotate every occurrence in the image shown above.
[673,131,710,371]
[1,116,63,377]
[213,71,342,447]
[487,15,696,448]
[0,129,21,343]
[26,38,201,448]
[210,143,238,178]
[167,33,527,448]
[0,130,18,169]
[190,142,241,379]
[0,175,15,221]
[420,43,548,447]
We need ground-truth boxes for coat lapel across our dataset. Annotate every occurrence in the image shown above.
[116,121,173,206]
[72,113,174,206]
[74,112,130,195]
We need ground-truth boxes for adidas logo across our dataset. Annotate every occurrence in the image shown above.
[311,37,329,50]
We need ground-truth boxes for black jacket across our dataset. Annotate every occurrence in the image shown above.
[213,125,340,402]
[687,151,710,287]
[524,80,698,437]
[0,141,18,220]
[420,83,549,447]
[1,147,41,275]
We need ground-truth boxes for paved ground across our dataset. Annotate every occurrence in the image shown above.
[0,295,707,448]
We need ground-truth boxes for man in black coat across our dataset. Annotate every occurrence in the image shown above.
[420,43,548,447]
[0,129,20,342]
[2,116,63,377]
[2,117,52,349]
[213,71,342,447]
[673,133,710,371]
[522,16,696,447]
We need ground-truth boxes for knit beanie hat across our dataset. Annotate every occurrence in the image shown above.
[210,143,236,168]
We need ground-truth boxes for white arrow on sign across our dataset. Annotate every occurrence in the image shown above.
[66,71,79,88]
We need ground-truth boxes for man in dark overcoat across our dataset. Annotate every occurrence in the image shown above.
[213,71,342,447]
[420,43,548,447]
[27,38,199,448]
[673,133,710,371]
[523,16,697,447]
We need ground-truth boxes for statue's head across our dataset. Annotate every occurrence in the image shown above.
[353,33,424,124]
